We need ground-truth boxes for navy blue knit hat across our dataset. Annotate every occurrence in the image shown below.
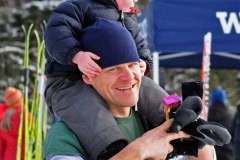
[81,18,140,69]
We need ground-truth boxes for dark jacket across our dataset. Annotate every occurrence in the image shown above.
[208,102,235,160]
[44,0,152,76]
[233,104,240,160]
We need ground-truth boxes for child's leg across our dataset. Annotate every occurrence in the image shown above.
[45,76,128,160]
[137,76,169,126]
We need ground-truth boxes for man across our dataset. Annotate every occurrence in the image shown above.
[44,19,216,160]
[44,0,166,158]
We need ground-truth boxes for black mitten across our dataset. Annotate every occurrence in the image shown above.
[167,118,231,159]
[167,96,204,158]
[167,81,205,159]
[170,96,203,133]
[166,138,204,159]
[182,118,231,146]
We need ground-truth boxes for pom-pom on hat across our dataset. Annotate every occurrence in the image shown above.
[81,18,140,69]
[4,87,23,108]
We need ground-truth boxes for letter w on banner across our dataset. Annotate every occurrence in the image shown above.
[216,12,240,34]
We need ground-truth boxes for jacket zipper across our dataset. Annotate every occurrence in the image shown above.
[120,10,126,27]
[102,0,125,26]
[120,10,125,23]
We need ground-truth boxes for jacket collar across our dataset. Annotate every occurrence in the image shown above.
[92,0,140,14]
[93,0,118,9]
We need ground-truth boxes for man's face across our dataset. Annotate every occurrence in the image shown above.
[116,0,138,12]
[84,61,142,116]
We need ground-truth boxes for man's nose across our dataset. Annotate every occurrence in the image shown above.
[119,68,134,81]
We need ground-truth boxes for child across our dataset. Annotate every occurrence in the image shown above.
[0,87,24,160]
[44,0,168,159]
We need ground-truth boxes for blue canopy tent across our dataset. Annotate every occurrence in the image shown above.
[138,0,240,69]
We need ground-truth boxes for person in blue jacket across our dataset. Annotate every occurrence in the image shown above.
[44,0,167,159]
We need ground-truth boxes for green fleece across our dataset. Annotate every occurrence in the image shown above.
[44,110,144,159]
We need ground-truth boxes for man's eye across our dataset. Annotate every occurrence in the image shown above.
[129,62,139,67]
[108,67,118,71]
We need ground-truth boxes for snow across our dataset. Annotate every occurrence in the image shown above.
[0,46,24,54]
[23,0,64,10]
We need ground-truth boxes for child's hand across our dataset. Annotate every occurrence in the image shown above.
[139,59,147,75]
[72,51,102,77]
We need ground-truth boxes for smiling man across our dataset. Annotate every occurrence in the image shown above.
[44,19,216,160]
[84,62,141,118]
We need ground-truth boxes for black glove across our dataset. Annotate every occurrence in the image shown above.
[167,80,231,159]
[170,81,203,133]
[166,96,204,159]
[166,138,204,159]
[182,118,231,146]
[167,118,231,159]
[170,96,203,133]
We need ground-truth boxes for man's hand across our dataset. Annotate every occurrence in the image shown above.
[72,51,102,77]
[110,119,190,160]
[139,59,147,75]
[138,119,190,160]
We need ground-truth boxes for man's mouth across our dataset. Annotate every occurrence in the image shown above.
[116,84,136,91]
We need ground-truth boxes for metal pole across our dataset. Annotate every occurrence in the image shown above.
[153,52,159,85]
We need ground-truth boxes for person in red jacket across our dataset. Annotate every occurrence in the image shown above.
[0,87,23,160]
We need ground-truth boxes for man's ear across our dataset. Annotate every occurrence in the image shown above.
[140,69,145,77]
[82,75,92,85]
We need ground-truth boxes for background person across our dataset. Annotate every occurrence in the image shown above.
[208,88,235,160]
[0,87,24,160]
[233,89,240,160]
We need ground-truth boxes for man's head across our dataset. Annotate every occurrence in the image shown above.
[116,0,138,12]
[81,19,143,116]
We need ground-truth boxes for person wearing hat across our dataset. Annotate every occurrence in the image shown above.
[233,92,240,160]
[44,19,216,160]
[0,87,24,160]
[208,88,235,160]
[44,0,169,159]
